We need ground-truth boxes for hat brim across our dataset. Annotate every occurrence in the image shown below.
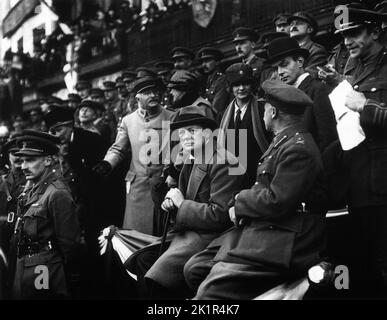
[266,48,310,64]
[171,117,217,131]
[233,36,254,43]
[172,54,193,60]
[334,23,367,34]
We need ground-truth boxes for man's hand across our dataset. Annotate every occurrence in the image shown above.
[345,89,367,112]
[93,160,112,177]
[165,188,185,208]
[166,175,178,188]
[229,206,237,225]
[161,198,175,212]
[317,65,344,87]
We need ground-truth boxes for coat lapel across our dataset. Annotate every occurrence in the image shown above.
[250,98,269,152]
[218,99,235,147]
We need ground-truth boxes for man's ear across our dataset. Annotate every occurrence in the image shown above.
[307,25,314,35]
[44,156,53,167]
[297,56,305,68]
[272,106,278,119]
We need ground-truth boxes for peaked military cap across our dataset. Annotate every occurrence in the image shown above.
[273,13,291,25]
[197,47,223,61]
[43,106,75,130]
[103,81,117,91]
[288,11,318,36]
[334,4,383,33]
[259,80,313,115]
[115,76,125,88]
[132,76,164,94]
[2,133,22,155]
[15,130,60,157]
[136,67,157,79]
[171,47,195,60]
[67,93,81,102]
[232,27,259,43]
[375,0,387,13]
[170,105,217,131]
[225,63,254,86]
[155,61,174,75]
[90,88,105,98]
[122,70,137,82]
[75,80,92,90]
[266,36,309,64]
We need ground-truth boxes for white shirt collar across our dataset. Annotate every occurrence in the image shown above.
[293,72,310,88]
[234,101,248,121]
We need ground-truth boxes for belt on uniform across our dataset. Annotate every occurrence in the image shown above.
[17,240,55,258]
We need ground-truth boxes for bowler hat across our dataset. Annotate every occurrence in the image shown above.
[266,36,309,64]
[232,27,259,43]
[225,63,254,86]
[132,76,164,94]
[197,47,223,61]
[170,105,217,131]
[171,47,195,60]
[259,80,313,115]
[288,11,318,36]
[15,130,60,157]
[43,106,75,130]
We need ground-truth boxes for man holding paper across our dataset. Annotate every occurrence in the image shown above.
[334,5,387,298]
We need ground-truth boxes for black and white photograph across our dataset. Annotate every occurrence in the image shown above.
[0,0,386,306]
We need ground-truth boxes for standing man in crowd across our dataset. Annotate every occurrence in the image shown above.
[288,11,327,76]
[185,81,327,299]
[218,63,270,188]
[11,130,81,299]
[333,6,387,298]
[75,80,92,100]
[171,47,195,71]
[198,47,230,119]
[266,36,337,152]
[94,77,174,235]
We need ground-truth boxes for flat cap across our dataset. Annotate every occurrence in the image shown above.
[68,93,81,102]
[260,80,313,115]
[15,130,60,157]
[273,13,291,25]
[168,70,200,91]
[103,81,117,91]
[225,63,254,86]
[171,105,217,131]
[136,67,157,79]
[334,4,383,33]
[171,47,195,60]
[75,80,92,90]
[197,47,223,61]
[90,88,105,98]
[43,106,75,130]
[132,76,164,94]
[78,99,105,112]
[232,27,259,43]
[288,11,318,36]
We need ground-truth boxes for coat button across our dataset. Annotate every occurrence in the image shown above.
[147,162,152,167]
[262,170,266,174]
[371,88,377,92]
[258,162,262,166]
[354,85,359,90]
[146,136,151,143]
[147,150,151,156]
[269,225,274,230]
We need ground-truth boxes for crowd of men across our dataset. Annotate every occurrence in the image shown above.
[1,1,387,300]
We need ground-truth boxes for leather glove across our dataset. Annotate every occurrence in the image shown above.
[93,160,112,178]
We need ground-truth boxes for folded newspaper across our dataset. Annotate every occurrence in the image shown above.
[328,80,365,151]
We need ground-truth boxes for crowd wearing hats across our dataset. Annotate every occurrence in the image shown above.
[1,1,387,300]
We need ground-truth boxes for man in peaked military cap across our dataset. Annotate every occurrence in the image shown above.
[10,130,81,299]
[232,27,271,86]
[288,11,327,76]
[328,4,387,298]
[155,61,175,109]
[185,80,327,299]
[75,80,92,100]
[171,47,195,71]
[136,67,157,79]
[122,70,138,115]
[94,76,174,235]
[273,13,291,34]
[115,76,131,121]
[197,47,230,118]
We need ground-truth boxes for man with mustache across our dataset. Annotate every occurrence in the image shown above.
[331,5,387,298]
[218,63,271,188]
[197,47,230,120]
[232,27,270,86]
[94,77,174,235]
[170,47,195,71]
[11,130,81,299]
[266,36,337,152]
[288,11,327,77]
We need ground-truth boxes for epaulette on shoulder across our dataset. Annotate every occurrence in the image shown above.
[294,132,305,145]
[51,179,67,190]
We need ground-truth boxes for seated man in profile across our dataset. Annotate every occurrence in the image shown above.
[141,105,246,299]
